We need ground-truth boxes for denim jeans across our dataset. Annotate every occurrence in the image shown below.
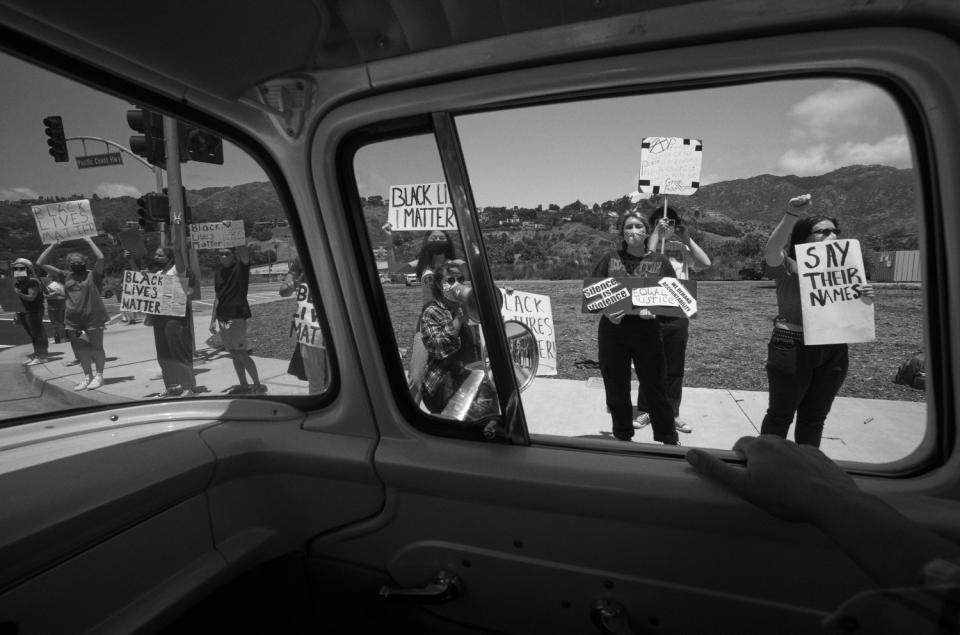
[759,329,848,447]
[636,316,689,418]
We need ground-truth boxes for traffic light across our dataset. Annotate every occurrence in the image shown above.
[43,115,69,162]
[136,193,170,231]
[127,107,165,168]
[178,126,224,164]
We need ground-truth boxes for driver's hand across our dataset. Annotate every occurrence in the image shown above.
[789,193,812,208]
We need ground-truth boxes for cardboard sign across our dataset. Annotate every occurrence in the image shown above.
[289,282,324,348]
[388,182,456,231]
[188,221,246,249]
[31,199,98,244]
[120,270,188,316]
[797,239,875,344]
[498,288,557,376]
[637,137,703,196]
[582,277,698,318]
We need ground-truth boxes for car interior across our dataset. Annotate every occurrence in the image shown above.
[0,1,958,633]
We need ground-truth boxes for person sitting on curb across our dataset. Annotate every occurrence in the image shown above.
[37,237,109,391]
[687,436,960,631]
[209,244,266,395]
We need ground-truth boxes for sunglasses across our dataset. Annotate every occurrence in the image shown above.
[809,227,840,238]
[444,275,465,285]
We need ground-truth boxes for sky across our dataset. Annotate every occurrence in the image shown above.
[2,50,912,209]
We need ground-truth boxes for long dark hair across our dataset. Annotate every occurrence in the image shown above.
[150,247,176,272]
[646,202,683,227]
[787,215,840,259]
[415,231,457,278]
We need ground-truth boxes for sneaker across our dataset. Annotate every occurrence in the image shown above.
[74,376,92,391]
[21,355,36,366]
[633,412,651,429]
[250,383,268,394]
[226,384,251,395]
[157,387,183,398]
[87,373,104,390]
[25,357,44,366]
[179,389,196,399]
[675,419,693,434]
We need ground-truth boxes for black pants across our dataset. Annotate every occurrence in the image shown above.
[19,311,48,357]
[598,316,678,443]
[153,314,195,391]
[759,330,848,447]
[636,316,689,418]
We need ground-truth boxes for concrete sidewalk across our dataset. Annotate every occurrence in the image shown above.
[9,312,926,464]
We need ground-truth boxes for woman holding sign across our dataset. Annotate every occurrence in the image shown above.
[145,247,196,398]
[37,237,109,391]
[591,212,680,446]
[760,195,875,447]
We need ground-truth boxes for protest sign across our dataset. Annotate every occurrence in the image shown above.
[797,238,875,344]
[188,221,246,249]
[637,137,703,196]
[387,182,456,231]
[290,282,324,348]
[31,199,98,244]
[582,277,698,318]
[499,288,557,376]
[118,228,147,261]
[120,270,188,316]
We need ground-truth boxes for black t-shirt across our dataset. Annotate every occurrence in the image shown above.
[591,248,675,279]
[213,261,252,320]
[14,277,44,313]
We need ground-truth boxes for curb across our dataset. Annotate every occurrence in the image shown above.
[15,343,124,408]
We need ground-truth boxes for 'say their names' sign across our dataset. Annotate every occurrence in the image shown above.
[797,238,875,344]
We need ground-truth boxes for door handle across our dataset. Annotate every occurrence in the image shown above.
[379,570,461,604]
[592,598,637,635]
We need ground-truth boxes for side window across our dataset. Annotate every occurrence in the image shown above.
[451,79,925,465]
[354,134,502,420]
[0,52,332,424]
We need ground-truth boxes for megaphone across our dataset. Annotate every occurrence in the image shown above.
[447,282,504,322]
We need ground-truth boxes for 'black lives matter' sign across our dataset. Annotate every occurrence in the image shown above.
[797,238,875,345]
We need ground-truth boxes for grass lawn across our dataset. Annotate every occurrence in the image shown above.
[248,280,925,402]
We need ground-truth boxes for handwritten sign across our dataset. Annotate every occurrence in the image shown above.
[289,282,323,348]
[388,183,456,231]
[31,199,98,244]
[188,221,246,249]
[582,277,697,318]
[499,288,556,376]
[637,137,703,196]
[797,239,875,344]
[120,270,188,316]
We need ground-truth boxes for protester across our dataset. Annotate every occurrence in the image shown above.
[759,194,875,446]
[591,211,679,445]
[687,435,960,629]
[42,272,67,345]
[11,258,48,365]
[142,247,196,398]
[209,244,266,394]
[119,249,141,325]
[279,255,329,393]
[36,237,109,391]
[418,261,493,416]
[632,202,712,434]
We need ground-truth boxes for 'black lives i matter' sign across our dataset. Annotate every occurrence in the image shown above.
[797,238,875,345]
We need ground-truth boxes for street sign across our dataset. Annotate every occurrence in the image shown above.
[76,152,123,169]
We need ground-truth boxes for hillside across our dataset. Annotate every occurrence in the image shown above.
[1,165,918,279]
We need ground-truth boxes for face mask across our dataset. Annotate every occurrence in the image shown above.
[70,263,87,275]
[154,257,167,267]
[426,241,448,255]
[13,269,26,278]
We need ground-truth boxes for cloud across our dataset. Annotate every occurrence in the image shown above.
[789,81,889,140]
[95,183,141,198]
[778,135,911,176]
[0,186,41,201]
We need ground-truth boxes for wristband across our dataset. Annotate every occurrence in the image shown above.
[785,210,801,218]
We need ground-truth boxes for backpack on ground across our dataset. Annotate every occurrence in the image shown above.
[894,351,926,390]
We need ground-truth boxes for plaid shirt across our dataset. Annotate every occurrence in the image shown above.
[420,299,466,400]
